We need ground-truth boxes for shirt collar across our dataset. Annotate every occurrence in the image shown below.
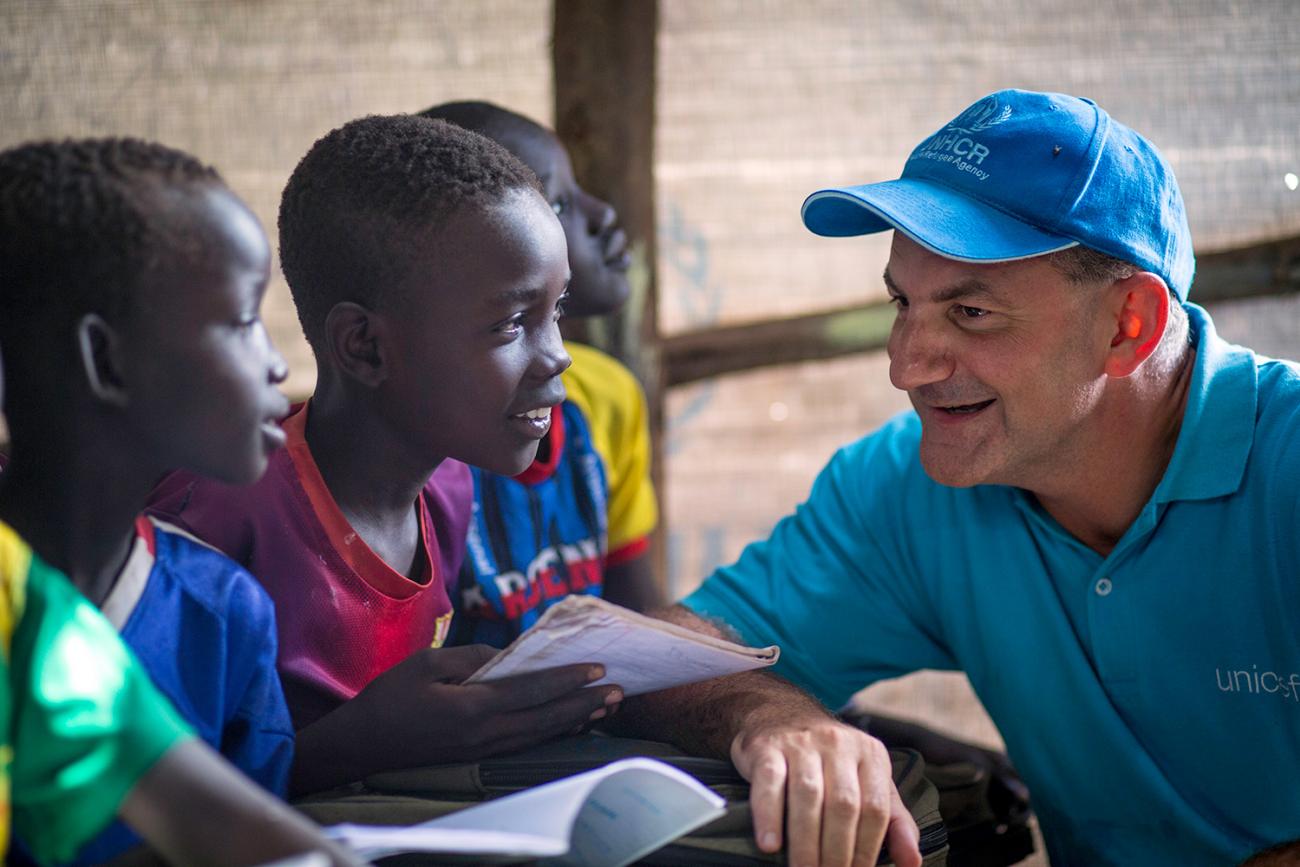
[1151,302,1258,504]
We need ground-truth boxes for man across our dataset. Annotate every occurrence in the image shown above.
[618,90,1299,867]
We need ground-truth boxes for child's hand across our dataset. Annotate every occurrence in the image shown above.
[384,644,623,755]
[291,645,622,795]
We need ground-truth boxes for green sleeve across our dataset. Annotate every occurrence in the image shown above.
[9,553,194,864]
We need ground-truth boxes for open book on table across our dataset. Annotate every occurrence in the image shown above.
[464,594,779,696]
[326,757,727,866]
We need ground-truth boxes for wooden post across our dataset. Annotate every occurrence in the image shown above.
[552,1,666,587]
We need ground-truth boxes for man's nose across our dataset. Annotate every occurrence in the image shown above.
[888,316,954,392]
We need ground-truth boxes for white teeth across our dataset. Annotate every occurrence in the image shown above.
[518,408,551,420]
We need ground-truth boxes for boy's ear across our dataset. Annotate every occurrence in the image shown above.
[325,302,389,387]
[1103,271,1172,378]
[75,313,130,407]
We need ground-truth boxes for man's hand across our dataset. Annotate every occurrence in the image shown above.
[731,712,922,867]
[608,605,922,867]
[292,644,623,794]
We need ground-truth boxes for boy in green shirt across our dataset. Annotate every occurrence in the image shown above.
[0,518,188,861]
[0,137,360,865]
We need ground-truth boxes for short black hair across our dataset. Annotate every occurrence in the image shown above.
[0,138,221,407]
[278,113,541,356]
[418,101,547,154]
[0,137,220,324]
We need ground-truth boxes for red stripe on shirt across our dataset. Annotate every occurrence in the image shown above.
[606,535,649,567]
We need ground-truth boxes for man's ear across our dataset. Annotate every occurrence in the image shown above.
[75,313,130,407]
[1103,271,1171,378]
[325,302,389,387]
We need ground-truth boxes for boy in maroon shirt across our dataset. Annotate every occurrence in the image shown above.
[151,115,621,795]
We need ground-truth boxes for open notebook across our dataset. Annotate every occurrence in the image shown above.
[327,757,727,866]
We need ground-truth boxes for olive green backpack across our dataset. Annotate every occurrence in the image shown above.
[295,733,949,865]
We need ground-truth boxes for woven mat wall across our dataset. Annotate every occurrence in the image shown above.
[1,0,553,398]
[657,0,1300,334]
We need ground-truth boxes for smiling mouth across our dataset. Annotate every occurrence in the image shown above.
[936,399,995,416]
[510,406,554,438]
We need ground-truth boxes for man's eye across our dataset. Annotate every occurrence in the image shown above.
[887,294,908,309]
[958,305,988,319]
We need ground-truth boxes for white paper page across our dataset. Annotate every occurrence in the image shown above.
[253,854,332,867]
[552,764,727,867]
[407,758,726,867]
[420,764,612,838]
[326,825,565,861]
[467,596,779,696]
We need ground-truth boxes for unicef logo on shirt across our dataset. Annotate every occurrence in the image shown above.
[1216,665,1300,702]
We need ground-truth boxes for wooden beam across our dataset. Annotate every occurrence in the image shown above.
[663,302,896,388]
[552,0,658,386]
[661,234,1300,387]
[552,1,664,582]
[1194,234,1300,303]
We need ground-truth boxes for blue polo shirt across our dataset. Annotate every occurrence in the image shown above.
[685,304,1300,866]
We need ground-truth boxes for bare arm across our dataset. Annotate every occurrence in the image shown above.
[609,605,921,867]
[119,739,363,867]
[292,644,621,796]
[1240,841,1300,866]
[600,550,664,613]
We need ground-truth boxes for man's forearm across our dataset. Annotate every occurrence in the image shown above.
[607,604,835,757]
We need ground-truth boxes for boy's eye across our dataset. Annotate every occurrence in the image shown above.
[234,315,260,331]
[554,292,569,321]
[494,315,525,338]
[551,197,568,216]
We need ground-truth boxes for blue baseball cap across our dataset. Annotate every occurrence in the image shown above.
[801,89,1195,299]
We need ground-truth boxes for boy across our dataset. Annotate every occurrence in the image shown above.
[419,101,661,646]
[150,115,622,795]
[0,136,296,864]
[0,138,357,865]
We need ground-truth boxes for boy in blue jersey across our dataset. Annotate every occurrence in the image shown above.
[419,101,661,646]
[0,138,356,865]
[617,90,1300,867]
